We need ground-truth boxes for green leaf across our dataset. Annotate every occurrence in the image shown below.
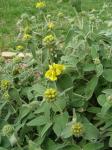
[44,139,57,150]
[83,64,95,72]
[61,55,79,67]
[31,83,45,96]
[28,140,42,150]
[9,88,20,101]
[83,143,104,150]
[44,139,70,150]
[96,64,103,77]
[70,94,85,107]
[91,45,99,59]
[103,69,112,82]
[64,145,81,150]
[53,112,69,137]
[85,76,98,100]
[35,102,50,114]
[52,95,66,112]
[0,148,8,150]
[41,122,52,137]
[71,0,81,12]
[61,124,73,138]
[57,74,73,95]
[97,94,106,106]
[102,89,112,95]
[18,106,30,121]
[83,118,100,142]
[65,28,75,44]
[87,107,101,114]
[109,135,112,147]
[101,101,111,116]
[27,115,47,126]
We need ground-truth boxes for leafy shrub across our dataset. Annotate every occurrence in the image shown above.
[0,1,112,150]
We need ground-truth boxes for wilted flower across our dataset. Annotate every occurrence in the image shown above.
[1,80,11,91]
[44,88,57,102]
[2,124,14,136]
[45,63,65,81]
[36,1,46,9]
[72,122,84,137]
[43,34,55,45]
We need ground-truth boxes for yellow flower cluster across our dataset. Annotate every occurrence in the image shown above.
[16,45,24,51]
[44,88,57,102]
[45,63,65,81]
[23,34,32,40]
[43,34,55,45]
[36,1,46,9]
[1,80,11,91]
[72,122,84,137]
[48,22,55,30]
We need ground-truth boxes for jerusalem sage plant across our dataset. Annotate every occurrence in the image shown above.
[0,0,112,150]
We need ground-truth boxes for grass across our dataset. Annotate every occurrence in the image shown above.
[0,0,111,51]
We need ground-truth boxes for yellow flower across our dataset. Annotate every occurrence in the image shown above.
[45,63,65,81]
[72,122,84,137]
[43,35,55,45]
[36,1,46,9]
[47,22,55,29]
[44,88,57,102]
[1,80,11,91]
[23,34,32,40]
[16,45,24,51]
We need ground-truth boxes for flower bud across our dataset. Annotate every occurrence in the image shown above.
[1,80,11,91]
[72,122,84,137]
[107,96,112,103]
[2,91,10,101]
[44,88,57,102]
[94,58,100,65]
[2,124,14,136]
